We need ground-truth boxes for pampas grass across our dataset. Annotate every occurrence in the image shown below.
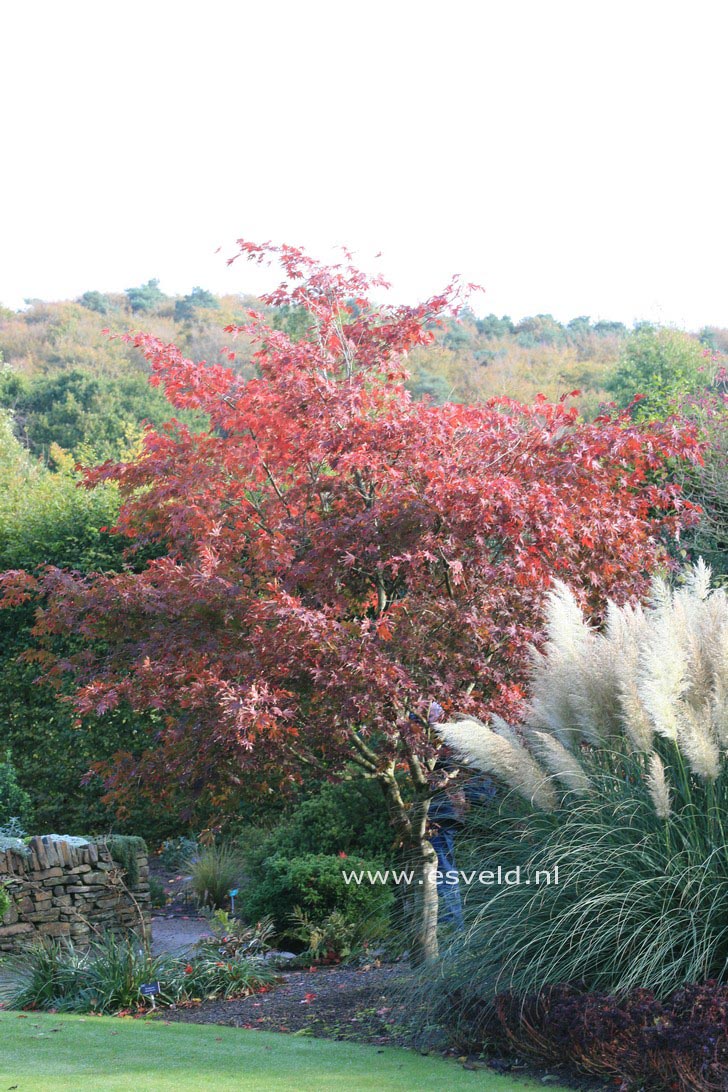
[418,562,728,1020]
[439,560,728,820]
[645,751,671,820]
[440,718,557,812]
[528,730,592,797]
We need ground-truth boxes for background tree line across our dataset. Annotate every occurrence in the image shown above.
[3,280,726,464]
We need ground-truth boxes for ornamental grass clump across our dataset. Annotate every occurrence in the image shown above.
[0,932,275,1014]
[1,933,170,1014]
[186,842,244,909]
[432,561,728,1012]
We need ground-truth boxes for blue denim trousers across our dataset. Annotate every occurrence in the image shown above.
[430,825,464,930]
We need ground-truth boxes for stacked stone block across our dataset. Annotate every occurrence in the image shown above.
[0,836,151,953]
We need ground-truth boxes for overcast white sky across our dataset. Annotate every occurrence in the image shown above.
[2,0,727,329]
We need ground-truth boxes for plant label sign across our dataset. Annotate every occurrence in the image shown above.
[140,981,161,1007]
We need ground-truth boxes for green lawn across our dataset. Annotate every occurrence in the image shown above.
[0,1012,569,1091]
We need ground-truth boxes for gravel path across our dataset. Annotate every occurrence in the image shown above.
[151,915,211,957]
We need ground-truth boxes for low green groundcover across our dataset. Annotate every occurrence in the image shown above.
[0,1013,566,1091]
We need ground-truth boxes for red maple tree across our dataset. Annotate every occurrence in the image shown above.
[1,242,701,959]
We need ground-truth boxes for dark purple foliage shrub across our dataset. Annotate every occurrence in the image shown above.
[455,982,728,1091]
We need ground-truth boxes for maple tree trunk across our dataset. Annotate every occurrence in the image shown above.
[377,771,439,965]
[405,836,440,966]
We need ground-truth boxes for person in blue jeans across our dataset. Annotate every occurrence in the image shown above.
[429,764,497,930]
[412,703,497,931]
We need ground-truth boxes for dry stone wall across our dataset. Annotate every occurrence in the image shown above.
[0,835,151,953]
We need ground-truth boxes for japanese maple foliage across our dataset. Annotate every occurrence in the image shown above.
[0,243,701,832]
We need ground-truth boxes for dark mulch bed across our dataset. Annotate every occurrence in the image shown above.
[164,963,410,1043]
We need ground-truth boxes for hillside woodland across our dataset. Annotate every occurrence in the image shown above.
[2,282,725,463]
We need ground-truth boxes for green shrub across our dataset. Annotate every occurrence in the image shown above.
[0,750,32,828]
[238,852,393,939]
[234,781,397,947]
[149,876,168,908]
[433,562,728,1009]
[237,778,395,883]
[159,835,199,871]
[0,414,178,838]
[0,410,122,572]
[172,950,274,1002]
[264,779,394,859]
[287,905,378,961]
[0,369,204,464]
[195,910,275,959]
[671,384,728,584]
[607,325,715,418]
[187,843,244,909]
[0,624,179,838]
